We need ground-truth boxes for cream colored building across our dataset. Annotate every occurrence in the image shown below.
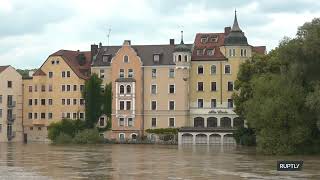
[0,66,23,142]
[22,50,91,142]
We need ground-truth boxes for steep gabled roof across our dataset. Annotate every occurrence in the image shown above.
[49,50,91,79]
[33,69,46,76]
[0,65,9,74]
[252,46,267,55]
[192,33,227,61]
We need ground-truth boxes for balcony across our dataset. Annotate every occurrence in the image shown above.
[7,114,16,122]
[32,119,46,126]
[7,101,16,108]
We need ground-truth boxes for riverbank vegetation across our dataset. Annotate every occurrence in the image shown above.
[233,18,320,155]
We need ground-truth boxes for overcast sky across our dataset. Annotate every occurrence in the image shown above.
[0,0,319,69]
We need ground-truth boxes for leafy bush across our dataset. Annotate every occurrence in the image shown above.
[48,119,86,142]
[53,133,73,144]
[234,127,256,146]
[145,128,178,135]
[73,129,104,144]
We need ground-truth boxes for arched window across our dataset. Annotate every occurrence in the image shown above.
[184,55,188,62]
[120,85,124,94]
[123,55,129,63]
[126,85,131,94]
[178,55,182,62]
[211,65,216,74]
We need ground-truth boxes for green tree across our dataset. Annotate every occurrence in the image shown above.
[103,83,112,129]
[83,74,103,128]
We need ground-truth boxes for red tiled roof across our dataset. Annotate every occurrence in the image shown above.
[0,65,9,74]
[33,69,46,76]
[49,50,91,80]
[252,46,266,55]
[192,33,227,61]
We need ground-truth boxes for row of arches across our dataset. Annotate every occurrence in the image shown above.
[193,117,244,128]
[179,133,235,145]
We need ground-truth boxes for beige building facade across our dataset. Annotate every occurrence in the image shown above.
[0,66,23,142]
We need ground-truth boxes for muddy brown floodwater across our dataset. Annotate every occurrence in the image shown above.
[0,143,319,179]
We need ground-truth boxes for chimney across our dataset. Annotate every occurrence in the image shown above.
[224,26,231,35]
[99,42,102,48]
[91,44,98,59]
[170,39,175,45]
[123,40,131,46]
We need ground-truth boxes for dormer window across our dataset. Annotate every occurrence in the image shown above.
[207,49,215,56]
[103,54,112,62]
[201,37,207,43]
[197,49,203,56]
[210,35,218,42]
[123,55,129,63]
[153,54,160,62]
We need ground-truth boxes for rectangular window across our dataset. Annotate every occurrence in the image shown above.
[34,113,38,119]
[151,118,157,127]
[73,113,77,119]
[79,113,84,120]
[153,54,160,62]
[80,85,85,92]
[0,95,2,104]
[201,37,207,43]
[67,99,71,105]
[198,99,204,108]
[198,82,204,91]
[0,124,2,133]
[169,117,175,127]
[28,86,32,92]
[67,85,71,92]
[73,99,77,105]
[49,99,53,105]
[28,99,32,106]
[67,71,70,77]
[0,109,2,118]
[48,113,53,119]
[119,118,124,126]
[7,81,12,88]
[198,66,204,74]
[73,85,77,91]
[41,99,45,105]
[120,101,125,110]
[151,84,157,94]
[126,101,131,110]
[34,99,38,105]
[152,69,157,78]
[169,101,175,110]
[48,85,53,92]
[128,118,133,127]
[228,99,233,108]
[28,113,32,119]
[41,113,45,119]
[211,82,217,91]
[207,49,214,56]
[62,71,65,78]
[151,101,157,110]
[100,69,105,78]
[169,68,175,78]
[169,84,175,94]
[197,49,203,56]
[211,99,216,108]
[62,85,65,92]
[228,81,234,91]
[34,85,38,92]
[80,99,85,105]
[225,65,231,74]
[66,113,71,119]
[233,49,236,56]
[41,85,45,92]
[119,69,125,78]
[128,69,133,78]
[62,99,66,105]
[49,72,53,78]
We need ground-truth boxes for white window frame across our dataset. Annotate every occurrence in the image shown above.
[197,82,204,91]
[168,84,175,94]
[127,117,134,127]
[151,84,157,95]
[128,69,134,78]
[151,100,157,110]
[227,81,234,91]
[224,64,231,74]
[211,81,217,91]
[123,55,129,63]
[168,117,175,127]
[169,68,175,78]
[126,100,131,110]
[197,65,204,74]
[119,117,125,126]
[211,65,217,75]
[119,101,125,110]
[168,100,175,110]
[119,133,126,140]
[151,117,157,128]
[197,98,204,108]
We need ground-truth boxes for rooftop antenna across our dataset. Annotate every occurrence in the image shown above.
[107,26,111,46]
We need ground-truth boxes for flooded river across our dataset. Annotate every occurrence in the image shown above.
[0,143,319,179]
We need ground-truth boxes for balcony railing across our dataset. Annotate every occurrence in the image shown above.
[7,114,16,122]
[7,101,16,108]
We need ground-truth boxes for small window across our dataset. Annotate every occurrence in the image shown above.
[152,69,157,78]
[62,71,66,78]
[153,54,160,62]
[128,118,133,127]
[67,99,71,105]
[197,82,203,91]
[224,65,231,74]
[49,72,53,78]
[211,65,216,74]
[56,60,60,64]
[67,71,70,77]
[28,99,32,106]
[120,101,125,110]
[228,81,234,91]
[228,99,233,108]
[169,68,175,78]
[201,37,207,43]
[80,85,85,92]
[207,49,214,56]
[197,65,204,74]
[0,95,1,104]
[211,99,216,108]
[48,113,53,119]
[151,85,157,94]
[197,49,203,56]
[184,55,188,62]
[73,113,78,119]
[28,113,32,119]
[49,99,53,105]
[41,99,45,105]
[62,99,65,105]
[67,85,71,91]
[41,85,45,92]
[49,85,53,92]
[151,118,157,127]
[241,49,247,57]
[123,55,129,63]
[34,113,38,119]
[198,99,204,108]
[79,113,84,120]
[169,84,175,94]
[51,61,55,65]
[120,85,124,94]
[7,81,12,88]
[73,85,77,91]
[38,127,42,131]
[100,69,105,78]
[34,85,38,92]
[41,113,46,119]
[211,82,217,91]
[151,101,157,110]
[119,118,124,126]
[73,99,77,105]
[119,69,125,78]
[178,55,182,62]
[34,99,38,105]
[169,118,175,127]
[169,101,175,110]
[126,101,131,110]
[128,69,133,78]
[126,85,131,94]
[28,86,32,92]
[80,99,85,105]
